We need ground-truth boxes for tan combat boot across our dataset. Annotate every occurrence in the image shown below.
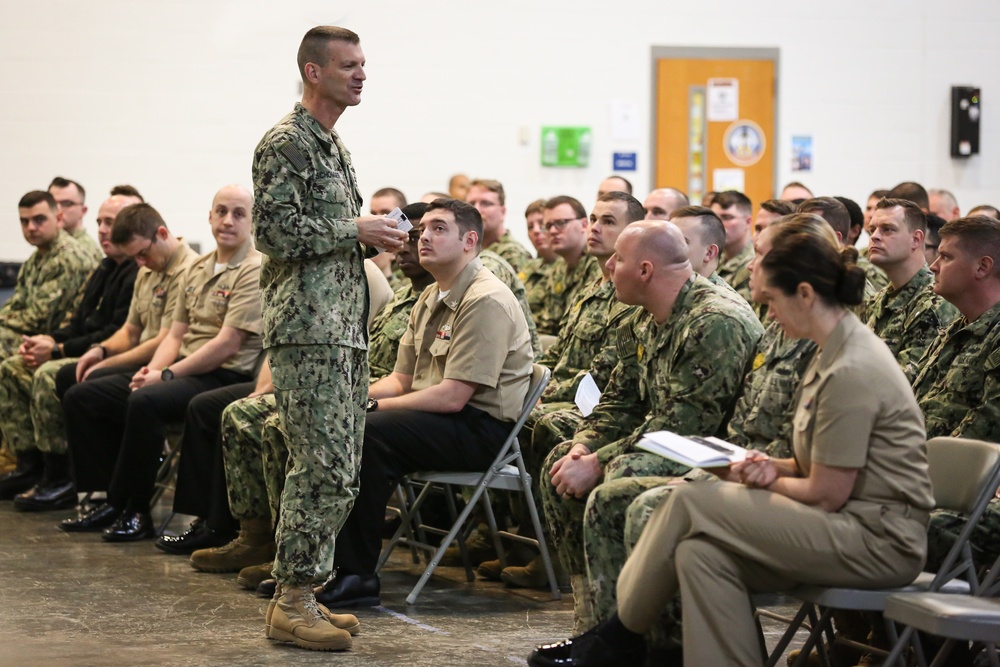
[237,561,274,590]
[265,583,361,637]
[190,518,275,572]
[266,583,353,651]
[500,552,566,589]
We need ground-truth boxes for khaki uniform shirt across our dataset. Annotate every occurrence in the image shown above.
[480,249,541,358]
[173,241,264,375]
[794,312,933,552]
[126,240,199,344]
[913,300,1000,442]
[865,265,958,382]
[394,258,532,422]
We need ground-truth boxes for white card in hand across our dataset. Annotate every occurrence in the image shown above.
[387,207,413,233]
[574,372,602,417]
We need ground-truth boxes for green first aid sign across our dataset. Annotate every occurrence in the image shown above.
[541,126,592,167]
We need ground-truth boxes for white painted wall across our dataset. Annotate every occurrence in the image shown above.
[1,0,997,261]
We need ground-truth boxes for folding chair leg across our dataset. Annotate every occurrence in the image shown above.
[405,481,494,604]
[517,459,561,601]
[479,490,506,571]
[765,602,814,667]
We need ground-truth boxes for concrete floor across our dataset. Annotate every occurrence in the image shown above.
[0,497,807,667]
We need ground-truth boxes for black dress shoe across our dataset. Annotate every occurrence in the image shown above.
[59,502,120,532]
[102,510,154,542]
[155,518,237,555]
[528,626,647,667]
[315,573,381,608]
[13,480,77,512]
[257,578,277,598]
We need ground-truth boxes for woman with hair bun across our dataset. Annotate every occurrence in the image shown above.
[528,228,934,667]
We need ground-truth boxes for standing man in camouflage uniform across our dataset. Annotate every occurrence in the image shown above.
[712,190,754,303]
[48,177,103,264]
[535,196,603,335]
[867,198,957,380]
[0,191,97,360]
[252,25,407,652]
[539,221,763,631]
[466,179,532,273]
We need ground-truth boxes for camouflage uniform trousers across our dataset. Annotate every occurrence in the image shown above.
[221,393,278,523]
[586,478,694,648]
[0,327,23,361]
[0,355,78,455]
[927,498,1000,573]
[269,344,368,586]
[540,446,687,598]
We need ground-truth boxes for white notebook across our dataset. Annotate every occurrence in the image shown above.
[637,430,747,468]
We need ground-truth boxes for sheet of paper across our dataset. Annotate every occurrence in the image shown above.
[574,372,601,417]
[712,168,745,193]
[707,78,739,121]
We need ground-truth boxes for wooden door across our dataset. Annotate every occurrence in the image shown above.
[655,56,775,209]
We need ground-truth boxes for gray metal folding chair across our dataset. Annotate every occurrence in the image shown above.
[375,363,562,604]
[761,437,1000,667]
[883,539,1000,666]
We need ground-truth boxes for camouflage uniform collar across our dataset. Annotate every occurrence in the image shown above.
[654,274,698,329]
[293,102,336,154]
[958,299,1000,336]
[39,229,73,255]
[436,257,483,311]
[721,241,754,271]
[873,265,933,315]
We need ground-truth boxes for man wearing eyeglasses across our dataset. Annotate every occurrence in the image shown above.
[48,176,103,264]
[534,196,602,335]
[466,179,532,274]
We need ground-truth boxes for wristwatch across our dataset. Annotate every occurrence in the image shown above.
[161,368,175,382]
[51,344,63,360]
[366,397,378,412]
[89,343,107,359]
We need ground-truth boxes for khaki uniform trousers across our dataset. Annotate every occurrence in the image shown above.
[617,481,927,667]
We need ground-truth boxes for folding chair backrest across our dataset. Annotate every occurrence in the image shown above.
[928,437,1000,515]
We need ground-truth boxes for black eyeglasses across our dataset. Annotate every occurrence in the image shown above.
[544,217,582,232]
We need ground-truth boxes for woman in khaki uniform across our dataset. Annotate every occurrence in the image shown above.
[528,225,934,667]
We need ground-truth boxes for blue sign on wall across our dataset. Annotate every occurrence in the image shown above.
[613,152,637,171]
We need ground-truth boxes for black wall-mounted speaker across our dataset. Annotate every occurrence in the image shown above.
[951,86,981,158]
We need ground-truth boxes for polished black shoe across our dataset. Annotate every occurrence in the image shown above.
[256,578,276,598]
[528,626,647,667]
[59,502,120,532]
[13,480,77,512]
[102,510,154,542]
[155,518,237,555]
[315,573,381,608]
